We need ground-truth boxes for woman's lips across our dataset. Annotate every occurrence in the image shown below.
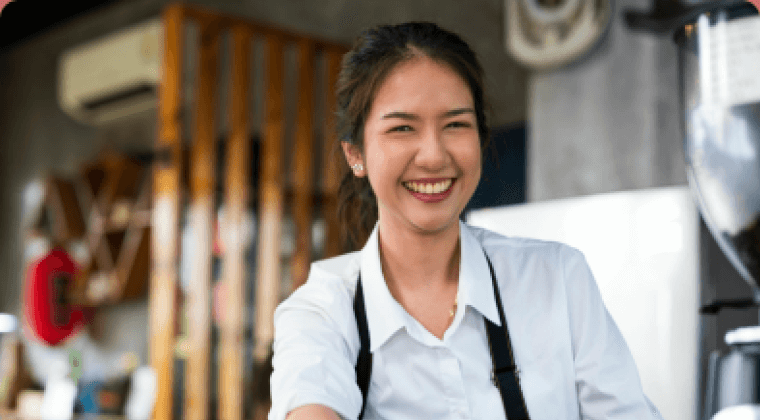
[403,178,456,203]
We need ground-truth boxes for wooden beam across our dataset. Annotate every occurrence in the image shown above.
[322,48,343,257]
[254,34,285,364]
[150,5,183,420]
[185,19,220,420]
[219,24,251,420]
[291,40,316,290]
[182,4,346,52]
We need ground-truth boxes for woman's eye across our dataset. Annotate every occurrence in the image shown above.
[389,125,413,133]
[447,121,471,129]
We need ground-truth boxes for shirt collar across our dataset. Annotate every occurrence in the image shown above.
[359,223,406,352]
[458,219,501,326]
[359,220,501,352]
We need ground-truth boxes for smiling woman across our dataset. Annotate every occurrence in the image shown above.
[269,21,663,420]
[333,23,490,251]
[342,54,481,343]
[344,55,481,237]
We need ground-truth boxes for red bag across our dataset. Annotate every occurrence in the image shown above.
[24,247,93,346]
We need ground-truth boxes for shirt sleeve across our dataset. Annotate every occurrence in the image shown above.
[268,276,363,420]
[562,246,664,420]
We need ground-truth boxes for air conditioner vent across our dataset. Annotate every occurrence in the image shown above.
[82,84,156,111]
[59,18,162,125]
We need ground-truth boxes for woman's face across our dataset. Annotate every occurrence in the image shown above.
[343,55,482,236]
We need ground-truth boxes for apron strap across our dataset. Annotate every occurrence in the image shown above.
[483,251,532,420]
[354,276,372,419]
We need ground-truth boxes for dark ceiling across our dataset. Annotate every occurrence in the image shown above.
[0,0,119,53]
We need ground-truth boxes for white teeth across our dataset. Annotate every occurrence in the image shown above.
[404,179,453,194]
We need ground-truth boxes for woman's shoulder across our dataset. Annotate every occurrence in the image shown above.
[463,223,594,301]
[464,222,582,263]
[275,251,362,331]
[308,251,363,284]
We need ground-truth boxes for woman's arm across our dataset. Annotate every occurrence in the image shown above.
[269,276,363,420]
[286,404,342,420]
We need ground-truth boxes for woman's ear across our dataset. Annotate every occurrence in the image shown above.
[341,141,365,176]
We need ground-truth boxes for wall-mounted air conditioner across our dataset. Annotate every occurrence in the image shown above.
[58,18,163,125]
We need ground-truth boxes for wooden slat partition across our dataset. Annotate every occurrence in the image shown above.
[219,25,251,420]
[291,40,316,289]
[151,5,183,420]
[182,5,348,52]
[153,4,349,420]
[254,34,285,365]
[186,18,220,420]
[322,49,344,258]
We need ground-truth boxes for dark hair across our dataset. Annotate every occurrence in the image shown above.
[334,21,491,250]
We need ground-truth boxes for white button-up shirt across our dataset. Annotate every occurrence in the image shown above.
[269,220,663,420]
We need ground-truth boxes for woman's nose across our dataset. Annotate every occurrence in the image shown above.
[415,129,448,169]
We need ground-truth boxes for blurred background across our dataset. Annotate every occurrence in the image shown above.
[0,0,757,420]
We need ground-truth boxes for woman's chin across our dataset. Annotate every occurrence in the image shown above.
[408,216,459,235]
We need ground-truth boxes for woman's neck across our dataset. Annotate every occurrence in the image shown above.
[377,218,461,294]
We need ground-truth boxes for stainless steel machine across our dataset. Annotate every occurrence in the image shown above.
[627,1,760,418]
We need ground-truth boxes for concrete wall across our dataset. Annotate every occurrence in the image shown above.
[0,0,527,364]
[528,0,685,202]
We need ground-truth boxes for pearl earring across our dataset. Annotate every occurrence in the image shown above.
[352,163,364,171]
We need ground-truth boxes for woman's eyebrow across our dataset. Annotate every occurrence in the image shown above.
[381,111,418,121]
[381,107,475,120]
[443,108,476,118]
